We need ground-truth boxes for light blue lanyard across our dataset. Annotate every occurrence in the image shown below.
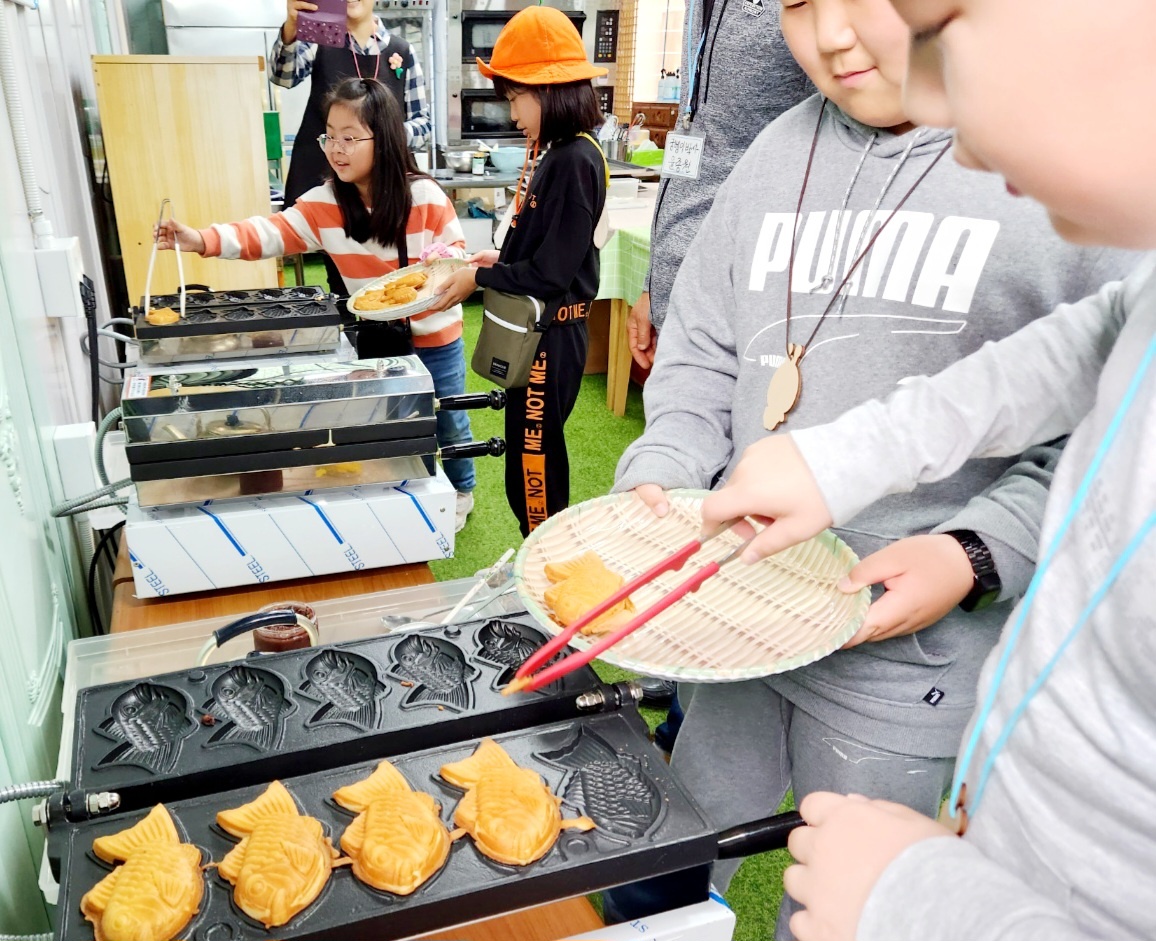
[681,0,708,124]
[952,329,1156,820]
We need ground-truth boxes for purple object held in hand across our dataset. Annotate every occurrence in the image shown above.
[296,0,348,48]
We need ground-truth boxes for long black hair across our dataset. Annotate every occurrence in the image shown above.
[491,77,602,146]
[323,78,433,249]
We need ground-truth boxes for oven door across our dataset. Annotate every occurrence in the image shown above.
[459,10,586,62]
[458,87,525,142]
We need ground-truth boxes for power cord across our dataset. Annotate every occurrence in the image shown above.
[50,478,131,519]
[80,275,99,424]
[87,521,125,636]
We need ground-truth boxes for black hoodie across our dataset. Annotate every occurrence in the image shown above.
[474,135,607,328]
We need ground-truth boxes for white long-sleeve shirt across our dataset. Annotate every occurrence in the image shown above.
[791,255,1156,940]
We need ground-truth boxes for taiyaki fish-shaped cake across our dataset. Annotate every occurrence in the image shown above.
[216,781,342,929]
[544,551,635,636]
[439,738,594,866]
[333,760,463,895]
[81,804,203,941]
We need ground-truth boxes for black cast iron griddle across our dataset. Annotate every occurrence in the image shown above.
[55,710,720,941]
[133,286,339,340]
[70,615,597,816]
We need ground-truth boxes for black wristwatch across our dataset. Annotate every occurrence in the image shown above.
[944,530,1001,612]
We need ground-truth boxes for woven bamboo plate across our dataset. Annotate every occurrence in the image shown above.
[348,258,468,322]
[513,490,871,682]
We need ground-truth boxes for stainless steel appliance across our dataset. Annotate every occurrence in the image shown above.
[445,0,621,147]
[132,286,341,365]
[120,355,505,506]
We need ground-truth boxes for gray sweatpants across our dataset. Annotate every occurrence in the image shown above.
[673,680,954,940]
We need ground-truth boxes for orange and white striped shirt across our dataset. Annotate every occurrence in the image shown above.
[199,178,467,348]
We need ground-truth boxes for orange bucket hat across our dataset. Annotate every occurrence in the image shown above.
[477,6,608,85]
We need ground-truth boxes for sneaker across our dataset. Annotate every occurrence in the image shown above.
[455,490,475,533]
[637,677,676,706]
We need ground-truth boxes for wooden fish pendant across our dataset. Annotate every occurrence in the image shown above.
[333,760,463,895]
[764,343,805,431]
[82,804,204,941]
[937,782,969,836]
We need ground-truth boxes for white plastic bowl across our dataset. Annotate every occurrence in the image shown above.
[488,146,527,174]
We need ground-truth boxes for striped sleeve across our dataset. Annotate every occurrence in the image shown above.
[200,195,328,261]
[408,179,466,346]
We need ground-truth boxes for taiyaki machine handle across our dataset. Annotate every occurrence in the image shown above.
[437,390,507,411]
[716,811,804,859]
[440,437,506,460]
[196,610,320,666]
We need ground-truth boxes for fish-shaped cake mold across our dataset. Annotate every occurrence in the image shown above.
[203,665,292,751]
[299,648,388,730]
[333,760,463,895]
[543,552,635,636]
[96,683,197,774]
[541,727,663,838]
[216,781,343,929]
[439,739,594,867]
[389,634,479,712]
[475,620,557,687]
[81,804,204,941]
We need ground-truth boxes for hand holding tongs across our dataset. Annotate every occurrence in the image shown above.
[144,198,186,323]
[505,522,753,695]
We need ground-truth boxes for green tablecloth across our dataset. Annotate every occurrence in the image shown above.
[596,224,651,305]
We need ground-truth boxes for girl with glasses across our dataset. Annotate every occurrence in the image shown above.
[154,78,479,533]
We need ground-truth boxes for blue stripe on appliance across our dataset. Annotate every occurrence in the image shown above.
[196,506,271,583]
[296,496,369,571]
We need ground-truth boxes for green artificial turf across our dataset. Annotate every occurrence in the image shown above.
[295,257,789,939]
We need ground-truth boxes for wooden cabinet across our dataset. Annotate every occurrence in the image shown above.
[92,56,277,302]
[631,100,679,149]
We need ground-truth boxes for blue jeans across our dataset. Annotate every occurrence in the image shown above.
[415,338,476,493]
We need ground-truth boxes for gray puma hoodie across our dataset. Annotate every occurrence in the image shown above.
[615,96,1139,755]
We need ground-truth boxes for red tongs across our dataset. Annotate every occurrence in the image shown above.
[505,523,752,695]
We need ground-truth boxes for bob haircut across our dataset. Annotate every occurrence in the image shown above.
[491,76,603,146]
[323,78,436,250]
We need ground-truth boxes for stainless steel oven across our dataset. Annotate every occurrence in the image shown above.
[445,0,620,147]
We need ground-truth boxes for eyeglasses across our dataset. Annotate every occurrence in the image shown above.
[317,134,373,154]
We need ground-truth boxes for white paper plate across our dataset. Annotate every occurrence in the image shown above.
[513,490,870,682]
[348,258,468,322]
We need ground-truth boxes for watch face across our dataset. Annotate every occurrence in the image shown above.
[968,573,1002,611]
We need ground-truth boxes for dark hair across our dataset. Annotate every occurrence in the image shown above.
[323,78,435,250]
[491,77,603,146]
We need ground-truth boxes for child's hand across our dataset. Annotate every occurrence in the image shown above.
[153,219,206,255]
[420,242,454,264]
[838,534,976,648]
[784,792,956,941]
[631,484,669,518]
[700,435,833,564]
[468,250,501,268]
[429,266,477,311]
[628,291,656,369]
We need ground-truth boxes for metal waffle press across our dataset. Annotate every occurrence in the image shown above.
[133,286,341,364]
[42,612,803,940]
[120,355,506,507]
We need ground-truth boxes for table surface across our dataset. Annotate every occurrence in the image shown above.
[109,534,436,633]
[420,897,604,940]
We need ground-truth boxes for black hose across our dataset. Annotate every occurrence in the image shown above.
[80,275,99,424]
[87,521,125,636]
